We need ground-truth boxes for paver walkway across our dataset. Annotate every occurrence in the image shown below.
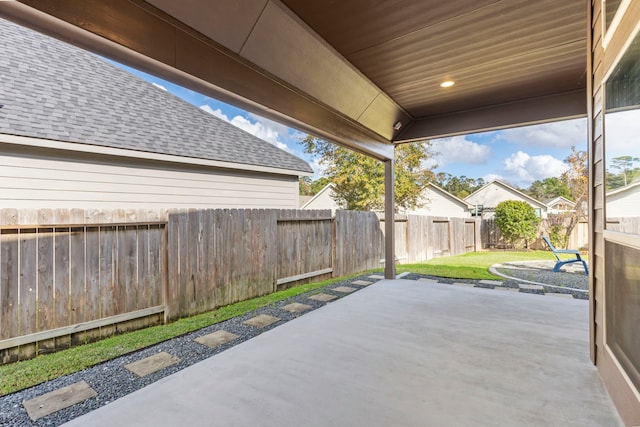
[60,279,621,427]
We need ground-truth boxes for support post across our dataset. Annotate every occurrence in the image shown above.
[384,157,395,279]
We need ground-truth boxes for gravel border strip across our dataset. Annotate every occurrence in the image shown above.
[400,272,588,300]
[1,270,588,426]
[0,274,383,427]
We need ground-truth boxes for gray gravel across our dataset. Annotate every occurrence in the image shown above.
[0,268,588,426]
[0,275,382,427]
[492,260,588,296]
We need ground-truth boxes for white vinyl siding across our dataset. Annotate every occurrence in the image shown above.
[0,147,299,209]
[607,185,640,218]
[465,183,548,218]
[410,187,470,218]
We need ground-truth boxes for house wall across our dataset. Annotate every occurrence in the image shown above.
[410,187,470,218]
[606,185,640,217]
[301,187,341,212]
[590,0,640,424]
[465,184,547,218]
[0,143,299,209]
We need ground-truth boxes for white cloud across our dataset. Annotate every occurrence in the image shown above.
[199,105,292,153]
[429,136,491,168]
[604,109,640,163]
[152,82,167,91]
[309,158,327,178]
[502,151,568,186]
[496,118,587,149]
[482,173,503,183]
[199,105,229,121]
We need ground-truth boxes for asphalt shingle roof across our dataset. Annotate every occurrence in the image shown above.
[0,19,312,174]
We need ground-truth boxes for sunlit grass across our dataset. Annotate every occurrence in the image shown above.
[396,250,559,280]
[0,273,365,396]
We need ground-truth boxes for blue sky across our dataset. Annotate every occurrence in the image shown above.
[112,61,588,189]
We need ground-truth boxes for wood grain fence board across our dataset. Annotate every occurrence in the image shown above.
[19,229,37,336]
[165,211,179,321]
[196,210,209,312]
[37,228,54,335]
[202,211,215,311]
[0,230,18,340]
[137,225,150,310]
[100,226,116,319]
[177,210,189,315]
[85,228,100,322]
[69,227,86,326]
[54,228,71,330]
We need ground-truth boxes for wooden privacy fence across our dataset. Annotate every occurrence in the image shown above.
[0,208,477,363]
[481,218,590,249]
[379,214,480,263]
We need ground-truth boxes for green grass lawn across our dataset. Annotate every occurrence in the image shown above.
[396,250,559,280]
[0,273,366,397]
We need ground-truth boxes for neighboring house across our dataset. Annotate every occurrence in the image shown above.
[300,184,342,213]
[298,195,314,207]
[0,19,312,210]
[301,182,472,218]
[545,196,576,214]
[464,180,549,218]
[406,183,472,218]
[606,182,640,218]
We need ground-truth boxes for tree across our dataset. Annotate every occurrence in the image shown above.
[433,173,484,198]
[526,177,571,201]
[610,155,640,187]
[560,147,588,242]
[300,135,435,211]
[299,176,313,195]
[495,200,541,249]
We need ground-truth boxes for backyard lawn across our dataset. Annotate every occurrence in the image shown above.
[0,250,574,396]
[396,250,562,280]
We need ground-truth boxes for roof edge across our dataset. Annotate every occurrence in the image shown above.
[0,133,312,177]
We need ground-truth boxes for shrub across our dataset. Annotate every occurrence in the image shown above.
[495,200,541,249]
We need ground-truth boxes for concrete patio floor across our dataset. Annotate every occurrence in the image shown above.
[63,279,622,427]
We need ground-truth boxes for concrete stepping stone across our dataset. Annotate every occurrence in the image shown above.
[308,293,337,302]
[479,280,503,286]
[546,292,574,299]
[519,284,545,291]
[125,351,180,377]
[243,314,281,328]
[281,303,312,313]
[23,380,97,421]
[195,330,239,348]
[368,274,385,280]
[333,286,357,293]
[351,280,373,286]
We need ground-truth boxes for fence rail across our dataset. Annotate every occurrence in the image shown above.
[0,208,479,363]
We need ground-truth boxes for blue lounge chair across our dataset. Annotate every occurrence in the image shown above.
[542,236,588,275]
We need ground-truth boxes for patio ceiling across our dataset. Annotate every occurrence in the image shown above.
[0,0,587,160]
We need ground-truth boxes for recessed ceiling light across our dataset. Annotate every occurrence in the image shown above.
[440,80,455,88]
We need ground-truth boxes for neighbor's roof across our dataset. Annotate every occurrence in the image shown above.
[425,183,474,209]
[0,19,312,174]
[544,196,576,206]
[464,179,549,208]
[606,181,640,196]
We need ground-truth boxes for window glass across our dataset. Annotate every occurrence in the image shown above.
[604,30,640,234]
[605,0,624,32]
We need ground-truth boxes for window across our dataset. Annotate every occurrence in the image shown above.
[605,0,624,32]
[604,29,640,234]
[603,24,640,393]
